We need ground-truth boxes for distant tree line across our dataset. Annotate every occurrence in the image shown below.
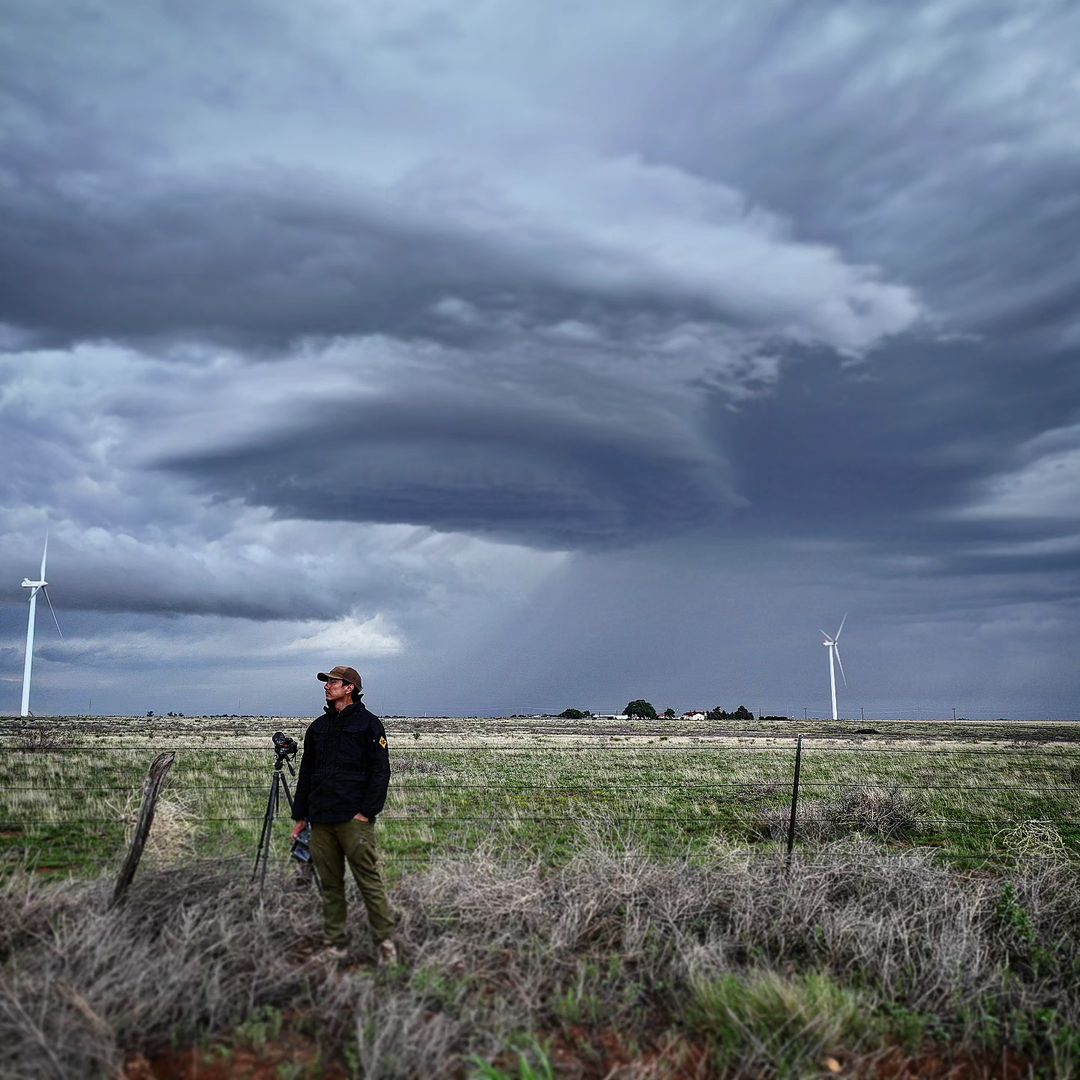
[706,705,754,722]
[554,702,793,722]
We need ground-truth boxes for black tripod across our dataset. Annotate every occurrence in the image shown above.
[252,731,300,889]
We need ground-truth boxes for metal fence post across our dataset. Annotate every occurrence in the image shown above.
[785,734,803,869]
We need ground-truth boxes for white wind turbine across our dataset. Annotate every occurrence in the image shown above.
[820,615,847,721]
[20,534,63,717]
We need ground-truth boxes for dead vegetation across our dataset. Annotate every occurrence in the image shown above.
[0,839,1078,1078]
[758,784,920,844]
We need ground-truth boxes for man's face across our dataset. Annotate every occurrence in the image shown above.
[323,677,353,709]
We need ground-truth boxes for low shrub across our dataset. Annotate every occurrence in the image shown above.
[758,783,919,843]
[1,844,1078,1077]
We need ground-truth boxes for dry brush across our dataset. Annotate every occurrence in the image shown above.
[1,841,1079,1078]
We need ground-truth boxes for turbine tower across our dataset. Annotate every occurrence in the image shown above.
[820,615,847,722]
[20,534,63,717]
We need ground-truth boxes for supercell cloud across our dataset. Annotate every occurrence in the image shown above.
[0,0,1077,717]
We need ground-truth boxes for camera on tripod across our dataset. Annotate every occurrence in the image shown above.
[252,729,322,894]
[272,730,298,759]
[253,730,301,887]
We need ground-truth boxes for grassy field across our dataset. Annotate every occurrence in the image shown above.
[1,714,1078,877]
[2,715,1079,1077]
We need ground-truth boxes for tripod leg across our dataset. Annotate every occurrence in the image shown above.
[259,773,279,889]
[252,773,278,881]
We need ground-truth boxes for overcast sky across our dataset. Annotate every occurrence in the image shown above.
[2,0,1077,719]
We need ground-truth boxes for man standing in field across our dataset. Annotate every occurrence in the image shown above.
[291,665,397,964]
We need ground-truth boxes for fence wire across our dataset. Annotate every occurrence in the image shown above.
[2,730,1078,879]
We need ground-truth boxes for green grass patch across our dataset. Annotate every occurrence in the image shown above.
[685,970,881,1077]
[2,717,1078,877]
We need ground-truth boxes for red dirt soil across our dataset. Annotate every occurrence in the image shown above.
[124,1033,349,1080]
[124,1028,1037,1079]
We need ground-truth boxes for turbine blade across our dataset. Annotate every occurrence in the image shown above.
[835,613,847,640]
[40,532,49,579]
[819,629,830,640]
[42,587,63,640]
[834,645,847,688]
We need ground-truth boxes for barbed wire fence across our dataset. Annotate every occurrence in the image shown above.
[2,729,1079,882]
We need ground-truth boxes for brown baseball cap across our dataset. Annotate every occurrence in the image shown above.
[317,665,362,689]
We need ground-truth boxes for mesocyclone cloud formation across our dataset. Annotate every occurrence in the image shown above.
[1,0,1077,718]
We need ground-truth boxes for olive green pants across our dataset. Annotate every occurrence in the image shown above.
[309,819,395,946]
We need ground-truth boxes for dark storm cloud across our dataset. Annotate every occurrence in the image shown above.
[627,1,1080,339]
[1,2,922,353]
[0,518,432,624]
[0,161,917,353]
[716,341,1075,526]
[0,170,569,348]
[2,0,1071,567]
[45,548,335,621]
[158,391,742,549]
[711,332,1080,594]
[1,0,1077,717]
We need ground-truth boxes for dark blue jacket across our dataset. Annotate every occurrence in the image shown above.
[292,700,391,824]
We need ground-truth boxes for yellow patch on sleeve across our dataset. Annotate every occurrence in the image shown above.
[379,735,388,749]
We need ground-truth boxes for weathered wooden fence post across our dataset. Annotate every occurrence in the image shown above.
[110,751,175,910]
[785,734,804,870]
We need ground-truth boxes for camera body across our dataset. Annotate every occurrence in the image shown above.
[272,730,299,757]
[291,821,313,863]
